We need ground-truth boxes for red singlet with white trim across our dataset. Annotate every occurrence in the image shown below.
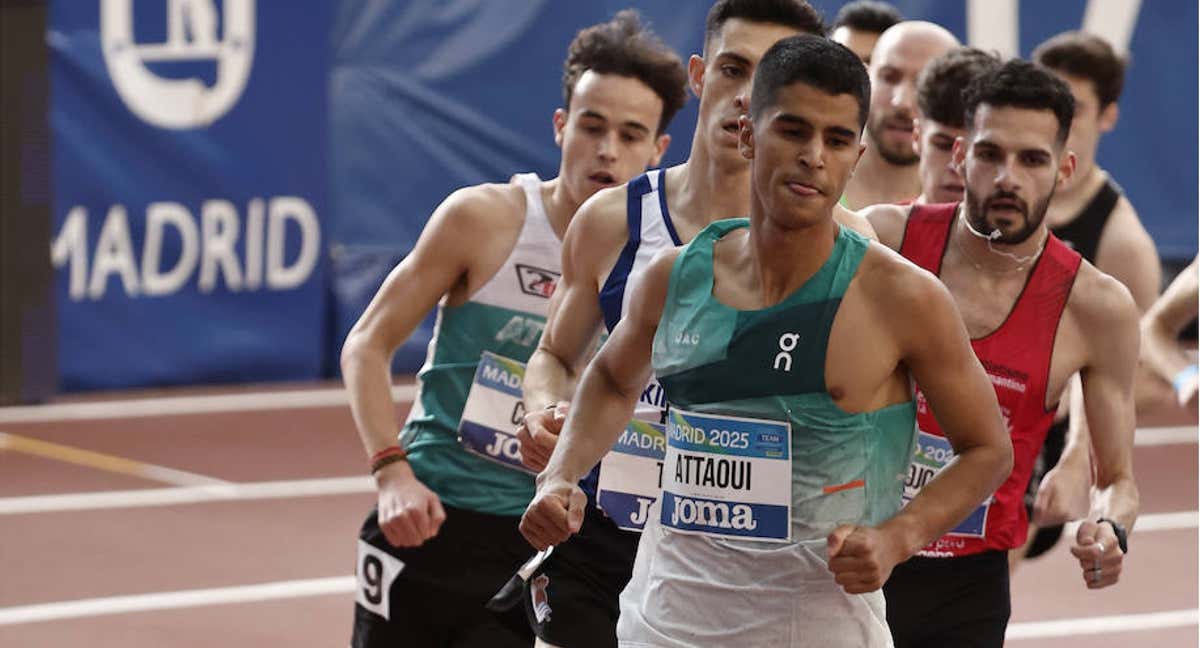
[898,202,1082,557]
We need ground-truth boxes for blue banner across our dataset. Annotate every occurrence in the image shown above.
[331,1,1196,378]
[50,0,330,390]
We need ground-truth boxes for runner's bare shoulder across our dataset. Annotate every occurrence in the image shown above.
[859,203,910,251]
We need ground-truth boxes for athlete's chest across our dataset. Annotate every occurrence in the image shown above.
[940,260,1029,339]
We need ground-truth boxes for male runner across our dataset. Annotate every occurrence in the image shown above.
[521,35,1013,647]
[911,47,1000,205]
[865,60,1140,646]
[510,2,870,647]
[339,12,687,646]
[841,21,958,210]
[1017,31,1161,562]
[829,0,903,66]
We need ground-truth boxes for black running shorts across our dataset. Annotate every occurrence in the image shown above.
[883,550,1011,648]
[351,505,534,648]
[523,504,641,648]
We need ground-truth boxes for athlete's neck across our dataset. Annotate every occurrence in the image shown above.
[744,210,838,307]
[672,130,752,233]
[952,205,1047,276]
[1044,163,1105,229]
[541,176,581,241]
[843,145,920,209]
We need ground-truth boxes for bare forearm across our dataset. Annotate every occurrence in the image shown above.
[1060,378,1093,466]
[883,444,1012,555]
[1091,474,1139,531]
[541,358,643,484]
[523,347,580,412]
[342,340,405,457]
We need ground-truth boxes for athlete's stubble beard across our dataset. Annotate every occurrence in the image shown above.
[866,110,919,166]
[963,183,1056,245]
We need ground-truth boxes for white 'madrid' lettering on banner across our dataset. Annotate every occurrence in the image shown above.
[50,197,321,300]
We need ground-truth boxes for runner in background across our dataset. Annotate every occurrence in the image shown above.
[339,12,687,646]
[841,21,958,210]
[1017,31,1161,566]
[869,59,1140,647]
[828,0,903,66]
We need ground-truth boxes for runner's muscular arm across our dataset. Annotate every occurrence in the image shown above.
[341,185,518,547]
[1068,270,1140,589]
[827,254,1011,594]
[520,248,677,550]
[518,189,627,470]
[878,259,1013,554]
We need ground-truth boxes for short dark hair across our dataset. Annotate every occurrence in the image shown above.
[1033,31,1127,109]
[563,10,689,134]
[705,0,824,53]
[963,59,1075,145]
[917,47,1002,128]
[830,1,903,35]
[750,34,871,129]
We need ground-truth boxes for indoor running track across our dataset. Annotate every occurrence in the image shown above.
[0,383,1195,647]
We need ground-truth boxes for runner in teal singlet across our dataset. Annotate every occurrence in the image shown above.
[521,35,1013,647]
[341,12,687,647]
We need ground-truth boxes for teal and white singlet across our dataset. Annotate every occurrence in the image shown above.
[401,173,560,517]
[617,219,916,647]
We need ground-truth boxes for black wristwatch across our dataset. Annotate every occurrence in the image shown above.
[1098,518,1129,554]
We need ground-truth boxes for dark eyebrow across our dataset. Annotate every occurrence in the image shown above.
[714,51,753,68]
[777,113,857,140]
[579,110,651,135]
[828,125,858,140]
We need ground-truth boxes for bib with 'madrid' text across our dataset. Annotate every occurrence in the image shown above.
[660,408,791,542]
[597,420,666,531]
[457,352,532,473]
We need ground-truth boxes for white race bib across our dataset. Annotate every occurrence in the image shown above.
[903,430,990,537]
[355,540,404,620]
[597,420,666,532]
[458,352,533,473]
[660,408,792,542]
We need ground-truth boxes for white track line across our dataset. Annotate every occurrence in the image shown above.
[0,576,1193,634]
[0,385,417,423]
[1131,511,1199,533]
[0,576,356,626]
[1007,608,1198,639]
[0,476,373,515]
[1135,426,1197,446]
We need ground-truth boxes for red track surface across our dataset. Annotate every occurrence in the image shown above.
[0,384,1195,647]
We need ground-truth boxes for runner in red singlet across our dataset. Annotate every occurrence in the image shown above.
[864,59,1140,647]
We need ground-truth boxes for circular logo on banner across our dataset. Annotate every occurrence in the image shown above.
[101,0,255,130]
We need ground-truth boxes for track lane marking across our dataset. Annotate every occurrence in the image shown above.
[0,475,373,514]
[0,385,417,423]
[0,433,228,487]
[0,577,356,626]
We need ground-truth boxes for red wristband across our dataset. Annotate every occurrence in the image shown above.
[369,446,407,474]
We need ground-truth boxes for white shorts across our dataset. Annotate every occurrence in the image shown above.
[617,503,893,648]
